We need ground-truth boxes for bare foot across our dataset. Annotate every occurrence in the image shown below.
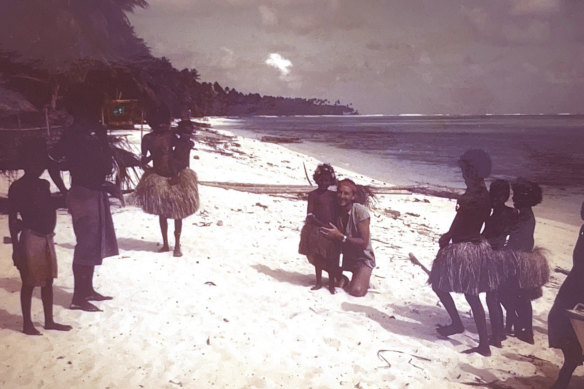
[45,321,73,331]
[328,285,336,294]
[173,246,183,257]
[158,245,170,253]
[70,300,102,312]
[86,291,113,301]
[310,283,322,291]
[436,323,464,337]
[462,345,491,357]
[23,324,42,336]
[516,329,534,345]
[489,337,502,348]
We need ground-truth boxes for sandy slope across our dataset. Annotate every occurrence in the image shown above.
[0,126,582,388]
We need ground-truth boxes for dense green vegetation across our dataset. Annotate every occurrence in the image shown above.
[0,0,355,123]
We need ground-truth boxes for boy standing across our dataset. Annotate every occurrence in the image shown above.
[8,140,72,335]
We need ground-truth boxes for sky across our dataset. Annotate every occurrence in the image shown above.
[128,0,584,115]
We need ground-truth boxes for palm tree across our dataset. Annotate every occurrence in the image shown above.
[0,0,151,110]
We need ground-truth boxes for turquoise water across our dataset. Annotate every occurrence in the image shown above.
[210,115,584,226]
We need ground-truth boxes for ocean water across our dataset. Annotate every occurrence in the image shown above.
[208,115,584,226]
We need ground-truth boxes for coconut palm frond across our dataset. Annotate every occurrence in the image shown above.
[108,134,141,189]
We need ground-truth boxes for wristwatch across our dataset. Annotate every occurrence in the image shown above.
[342,235,347,243]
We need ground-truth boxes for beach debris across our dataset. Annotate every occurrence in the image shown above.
[408,253,431,275]
[378,349,432,363]
[376,350,392,368]
[383,209,401,219]
[303,162,313,186]
[206,337,211,345]
[216,220,223,226]
[406,212,420,217]
[260,135,302,144]
[204,281,216,286]
[255,202,268,209]
[460,378,501,387]
[169,380,183,387]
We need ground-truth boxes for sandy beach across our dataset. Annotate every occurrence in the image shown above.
[0,123,582,388]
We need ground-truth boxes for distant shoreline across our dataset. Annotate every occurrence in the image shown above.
[217,121,581,228]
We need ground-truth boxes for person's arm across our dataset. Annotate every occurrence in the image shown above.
[7,187,23,269]
[48,162,68,196]
[140,135,153,166]
[320,219,370,250]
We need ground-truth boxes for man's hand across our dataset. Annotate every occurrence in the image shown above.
[320,222,344,241]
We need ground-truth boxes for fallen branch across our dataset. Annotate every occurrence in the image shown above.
[378,348,432,362]
[198,181,411,196]
[302,162,313,187]
[408,253,431,275]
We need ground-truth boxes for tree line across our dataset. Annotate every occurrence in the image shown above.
[0,0,356,125]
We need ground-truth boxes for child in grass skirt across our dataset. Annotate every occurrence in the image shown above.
[429,149,508,357]
[299,163,340,294]
[481,179,518,347]
[499,178,548,344]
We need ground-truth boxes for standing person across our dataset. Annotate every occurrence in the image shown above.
[505,178,548,344]
[482,179,517,347]
[548,201,584,389]
[52,85,119,312]
[298,163,340,294]
[8,139,73,335]
[134,106,199,257]
[321,178,375,297]
[429,149,502,357]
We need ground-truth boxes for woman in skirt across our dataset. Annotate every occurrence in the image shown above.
[135,106,199,257]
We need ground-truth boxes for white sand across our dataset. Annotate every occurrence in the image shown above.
[0,125,582,388]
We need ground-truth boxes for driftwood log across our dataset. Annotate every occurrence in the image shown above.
[198,181,411,197]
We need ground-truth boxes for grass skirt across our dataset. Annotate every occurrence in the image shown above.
[505,247,549,289]
[500,247,549,300]
[134,168,199,219]
[299,223,341,261]
[429,239,507,295]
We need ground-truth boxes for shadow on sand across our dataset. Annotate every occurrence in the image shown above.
[0,277,72,310]
[342,302,472,345]
[112,237,159,252]
[458,356,584,388]
[252,264,316,288]
[0,277,73,333]
[58,237,160,253]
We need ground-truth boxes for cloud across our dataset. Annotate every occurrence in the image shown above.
[510,0,560,15]
[258,5,278,26]
[265,53,292,77]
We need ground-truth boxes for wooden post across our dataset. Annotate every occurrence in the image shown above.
[44,106,50,136]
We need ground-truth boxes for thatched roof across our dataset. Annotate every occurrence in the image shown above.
[0,86,37,114]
